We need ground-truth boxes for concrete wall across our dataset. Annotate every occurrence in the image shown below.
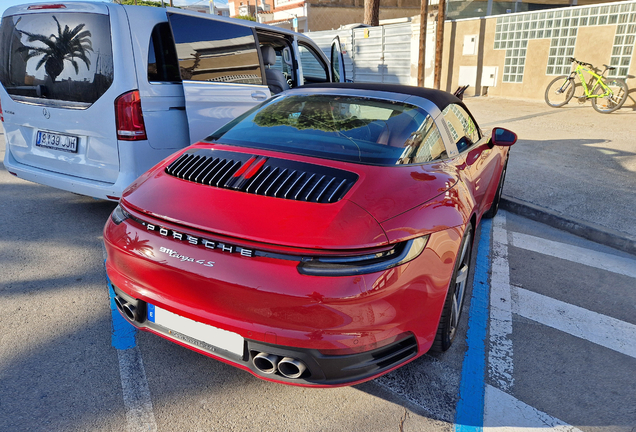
[307,5,420,31]
[441,0,636,102]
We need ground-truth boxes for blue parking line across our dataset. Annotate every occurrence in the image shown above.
[455,218,492,432]
[105,264,137,350]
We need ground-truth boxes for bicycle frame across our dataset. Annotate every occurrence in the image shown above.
[569,64,612,98]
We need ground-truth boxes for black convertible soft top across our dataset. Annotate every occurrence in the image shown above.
[300,82,464,110]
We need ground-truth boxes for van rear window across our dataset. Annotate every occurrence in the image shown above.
[0,12,114,107]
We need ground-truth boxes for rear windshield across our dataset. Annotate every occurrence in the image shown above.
[208,94,447,166]
[0,12,113,107]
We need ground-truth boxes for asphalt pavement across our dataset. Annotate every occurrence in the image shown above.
[464,97,636,255]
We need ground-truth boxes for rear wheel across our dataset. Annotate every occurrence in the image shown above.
[545,76,575,107]
[591,79,628,113]
[483,157,508,219]
[431,224,474,352]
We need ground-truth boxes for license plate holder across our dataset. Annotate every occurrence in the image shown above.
[36,130,79,153]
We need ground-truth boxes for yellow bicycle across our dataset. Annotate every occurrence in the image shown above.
[545,57,628,113]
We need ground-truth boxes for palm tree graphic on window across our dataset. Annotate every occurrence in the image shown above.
[17,16,93,82]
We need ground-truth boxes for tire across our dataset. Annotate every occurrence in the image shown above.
[483,157,508,219]
[591,79,628,113]
[431,224,474,353]
[545,76,575,107]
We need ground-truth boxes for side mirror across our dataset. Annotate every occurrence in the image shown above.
[490,127,517,147]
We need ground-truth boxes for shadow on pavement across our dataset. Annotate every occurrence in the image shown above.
[623,86,636,110]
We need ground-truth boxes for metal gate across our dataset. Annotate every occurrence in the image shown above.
[307,23,416,85]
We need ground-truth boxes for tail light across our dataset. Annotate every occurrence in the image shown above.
[115,90,147,141]
[298,236,429,276]
[0,99,4,122]
[27,4,67,9]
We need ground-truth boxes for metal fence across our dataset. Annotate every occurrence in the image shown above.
[306,23,416,85]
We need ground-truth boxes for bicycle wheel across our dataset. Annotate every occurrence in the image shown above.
[545,76,575,107]
[591,79,628,113]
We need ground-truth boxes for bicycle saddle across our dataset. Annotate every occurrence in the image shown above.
[603,64,616,70]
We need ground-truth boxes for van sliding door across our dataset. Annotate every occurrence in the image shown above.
[168,12,270,144]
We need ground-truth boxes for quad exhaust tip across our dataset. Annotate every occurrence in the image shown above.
[278,357,307,379]
[114,295,125,313]
[253,353,280,374]
[122,303,138,321]
[114,295,140,322]
[253,352,307,379]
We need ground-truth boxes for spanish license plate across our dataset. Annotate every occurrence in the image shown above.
[36,131,78,153]
[147,303,244,357]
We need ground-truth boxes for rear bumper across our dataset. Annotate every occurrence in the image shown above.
[112,283,418,386]
[4,148,127,200]
[3,142,175,200]
[103,210,462,386]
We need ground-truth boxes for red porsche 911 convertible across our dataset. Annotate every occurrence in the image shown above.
[103,83,516,387]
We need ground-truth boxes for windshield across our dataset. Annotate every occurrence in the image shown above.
[208,94,447,166]
[0,12,113,107]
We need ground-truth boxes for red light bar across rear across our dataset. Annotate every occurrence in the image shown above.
[28,4,67,9]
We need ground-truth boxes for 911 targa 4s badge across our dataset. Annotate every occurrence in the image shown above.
[103,83,517,387]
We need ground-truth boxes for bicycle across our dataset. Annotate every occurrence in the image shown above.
[544,57,629,113]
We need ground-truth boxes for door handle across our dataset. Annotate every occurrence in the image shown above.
[251,92,268,101]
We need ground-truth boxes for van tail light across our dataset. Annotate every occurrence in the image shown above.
[115,90,147,141]
[0,99,4,122]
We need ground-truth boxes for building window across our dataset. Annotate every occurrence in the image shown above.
[609,5,636,78]
[493,2,635,82]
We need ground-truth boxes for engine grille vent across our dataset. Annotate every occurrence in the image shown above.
[165,149,358,204]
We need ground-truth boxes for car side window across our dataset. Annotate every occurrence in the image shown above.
[396,115,447,164]
[298,44,329,84]
[168,14,263,85]
[441,104,480,153]
[275,47,294,85]
[148,23,181,83]
[264,46,294,87]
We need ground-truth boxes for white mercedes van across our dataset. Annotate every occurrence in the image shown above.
[0,2,345,200]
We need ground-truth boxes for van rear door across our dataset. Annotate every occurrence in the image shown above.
[167,11,271,144]
[0,3,132,184]
[124,6,190,151]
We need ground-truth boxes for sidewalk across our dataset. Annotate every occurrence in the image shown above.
[465,96,636,254]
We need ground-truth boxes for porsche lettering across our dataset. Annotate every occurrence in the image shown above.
[147,224,254,257]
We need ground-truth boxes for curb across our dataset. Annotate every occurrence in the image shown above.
[500,196,636,256]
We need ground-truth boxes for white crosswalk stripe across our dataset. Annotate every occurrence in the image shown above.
[513,286,636,359]
[510,232,636,278]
